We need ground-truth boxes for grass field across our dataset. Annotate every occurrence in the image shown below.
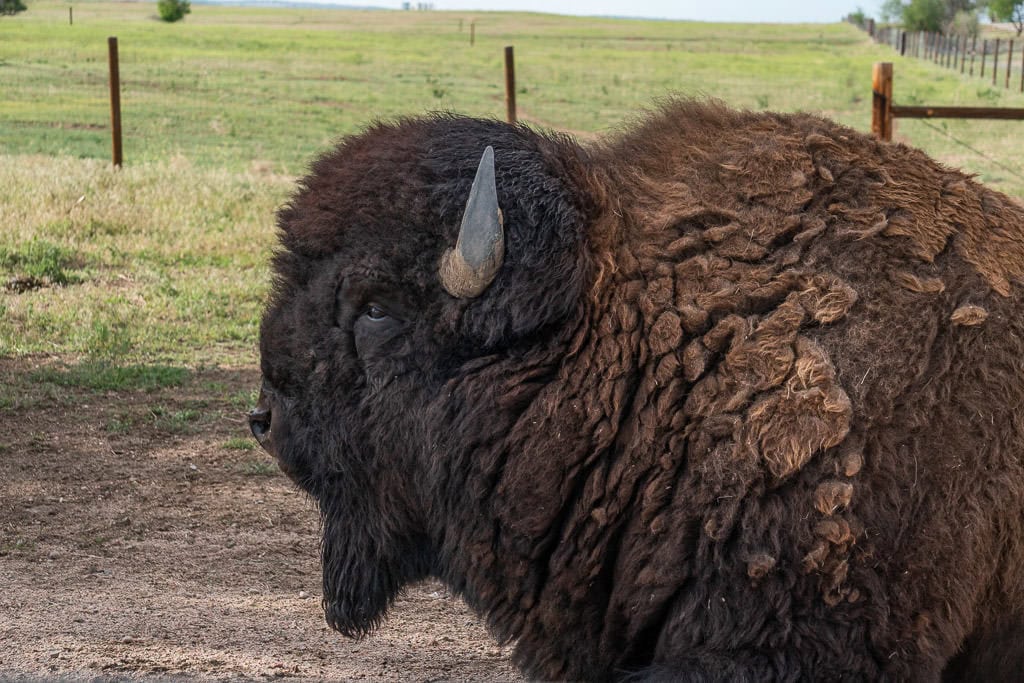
[3,1,1024,380]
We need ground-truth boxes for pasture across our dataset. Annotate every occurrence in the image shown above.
[2,2,1024,678]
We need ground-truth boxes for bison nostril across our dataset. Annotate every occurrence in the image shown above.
[249,405,272,443]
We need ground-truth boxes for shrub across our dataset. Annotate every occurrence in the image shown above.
[902,0,945,31]
[0,0,27,15]
[947,9,980,38]
[157,0,190,22]
[846,7,869,26]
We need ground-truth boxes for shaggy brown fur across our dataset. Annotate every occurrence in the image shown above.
[254,100,1024,681]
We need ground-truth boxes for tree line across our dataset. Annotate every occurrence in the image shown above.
[850,0,1023,37]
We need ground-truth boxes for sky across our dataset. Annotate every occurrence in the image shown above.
[373,0,886,23]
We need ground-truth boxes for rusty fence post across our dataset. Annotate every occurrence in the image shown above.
[504,45,516,124]
[872,62,893,142]
[108,36,122,168]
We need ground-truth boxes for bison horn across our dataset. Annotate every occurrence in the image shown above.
[439,146,505,298]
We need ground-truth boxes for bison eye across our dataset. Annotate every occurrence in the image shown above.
[364,304,389,321]
[353,302,404,360]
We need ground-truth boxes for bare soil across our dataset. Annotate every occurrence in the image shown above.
[0,358,519,681]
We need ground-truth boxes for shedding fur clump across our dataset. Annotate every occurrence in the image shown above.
[814,480,854,516]
[892,271,946,295]
[744,338,851,480]
[951,304,989,326]
[839,447,864,478]
[746,553,777,580]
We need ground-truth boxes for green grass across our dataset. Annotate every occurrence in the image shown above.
[0,155,286,363]
[224,436,257,450]
[105,413,134,433]
[30,361,189,391]
[148,402,206,432]
[2,2,1024,370]
[237,459,279,476]
[0,239,86,288]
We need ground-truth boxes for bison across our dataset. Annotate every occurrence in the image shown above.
[250,100,1024,681]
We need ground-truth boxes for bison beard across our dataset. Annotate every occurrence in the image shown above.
[254,101,1024,681]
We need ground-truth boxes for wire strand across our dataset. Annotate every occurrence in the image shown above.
[914,118,1024,183]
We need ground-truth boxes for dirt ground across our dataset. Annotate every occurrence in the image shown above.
[0,358,520,681]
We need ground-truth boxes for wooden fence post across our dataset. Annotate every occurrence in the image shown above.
[69,6,72,25]
[993,38,1000,86]
[872,62,893,142]
[900,31,907,57]
[970,37,977,76]
[107,36,122,168]
[981,39,987,78]
[961,36,967,73]
[1007,40,1014,89]
[470,21,475,46]
[504,46,516,124]
[867,18,875,37]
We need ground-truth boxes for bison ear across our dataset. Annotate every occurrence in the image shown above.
[438,146,505,298]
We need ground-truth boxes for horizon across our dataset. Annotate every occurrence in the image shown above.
[190,0,886,24]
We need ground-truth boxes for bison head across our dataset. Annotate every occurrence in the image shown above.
[251,115,595,637]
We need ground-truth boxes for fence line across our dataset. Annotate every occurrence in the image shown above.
[856,20,1024,93]
[97,37,523,167]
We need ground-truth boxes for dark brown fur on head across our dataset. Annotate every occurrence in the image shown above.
[256,100,1024,681]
